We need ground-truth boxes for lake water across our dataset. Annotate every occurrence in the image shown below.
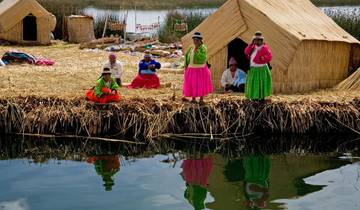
[82,6,360,32]
[0,135,360,210]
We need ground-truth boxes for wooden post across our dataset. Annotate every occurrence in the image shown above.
[157,16,160,41]
[124,10,129,43]
[102,14,109,38]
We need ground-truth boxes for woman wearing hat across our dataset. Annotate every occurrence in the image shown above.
[86,67,120,104]
[183,32,213,104]
[244,32,273,101]
[128,51,161,89]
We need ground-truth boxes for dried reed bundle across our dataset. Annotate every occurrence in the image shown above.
[335,68,360,91]
[1,95,360,141]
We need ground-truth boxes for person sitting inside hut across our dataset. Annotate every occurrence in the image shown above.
[221,57,247,93]
[86,68,121,104]
[128,51,161,89]
[103,53,124,86]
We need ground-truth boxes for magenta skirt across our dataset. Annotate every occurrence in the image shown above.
[183,66,213,97]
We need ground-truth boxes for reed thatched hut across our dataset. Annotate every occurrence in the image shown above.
[182,0,360,93]
[0,0,56,45]
[67,15,95,43]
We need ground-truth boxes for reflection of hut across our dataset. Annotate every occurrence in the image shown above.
[67,15,95,43]
[182,0,360,93]
[0,0,56,45]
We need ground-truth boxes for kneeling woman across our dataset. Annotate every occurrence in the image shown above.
[128,51,161,89]
[86,68,121,104]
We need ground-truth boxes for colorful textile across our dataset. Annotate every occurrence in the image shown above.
[185,44,207,67]
[245,65,272,100]
[86,87,120,104]
[94,77,119,97]
[181,158,213,187]
[128,74,160,89]
[1,51,55,66]
[1,51,36,64]
[244,44,272,65]
[183,65,213,97]
[35,58,55,66]
[138,59,161,74]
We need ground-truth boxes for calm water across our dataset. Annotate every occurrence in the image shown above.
[0,135,359,210]
[81,6,360,32]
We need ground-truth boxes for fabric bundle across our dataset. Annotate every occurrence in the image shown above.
[1,51,55,66]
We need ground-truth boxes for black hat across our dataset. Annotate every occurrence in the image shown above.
[192,32,203,40]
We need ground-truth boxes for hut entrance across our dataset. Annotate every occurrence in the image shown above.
[228,38,250,71]
[23,14,37,41]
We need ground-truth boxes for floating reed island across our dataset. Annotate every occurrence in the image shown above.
[1,44,360,141]
[1,94,360,140]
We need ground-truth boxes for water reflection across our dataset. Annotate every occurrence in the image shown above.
[1,135,359,210]
[181,155,213,210]
[243,155,271,209]
[87,155,121,191]
[221,155,271,210]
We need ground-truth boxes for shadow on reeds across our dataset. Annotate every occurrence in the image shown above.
[1,133,359,162]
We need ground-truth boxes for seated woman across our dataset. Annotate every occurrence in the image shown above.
[221,57,247,93]
[86,68,121,104]
[128,51,161,89]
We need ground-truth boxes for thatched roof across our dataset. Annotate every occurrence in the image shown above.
[182,0,360,59]
[0,0,56,33]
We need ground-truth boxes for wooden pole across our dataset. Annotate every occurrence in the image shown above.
[124,10,129,43]
[102,13,109,38]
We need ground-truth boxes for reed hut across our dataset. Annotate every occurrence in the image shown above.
[67,15,95,43]
[182,0,360,93]
[0,0,56,45]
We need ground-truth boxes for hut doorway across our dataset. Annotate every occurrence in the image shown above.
[23,14,37,41]
[228,38,250,71]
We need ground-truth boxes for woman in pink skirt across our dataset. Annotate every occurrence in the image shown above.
[183,32,213,104]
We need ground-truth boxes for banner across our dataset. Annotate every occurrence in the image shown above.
[136,23,160,32]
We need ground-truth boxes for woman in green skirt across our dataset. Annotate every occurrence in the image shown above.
[244,32,273,100]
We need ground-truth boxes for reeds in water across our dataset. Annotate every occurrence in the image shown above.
[1,96,360,141]
[158,11,208,43]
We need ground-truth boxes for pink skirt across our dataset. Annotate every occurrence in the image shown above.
[183,66,213,97]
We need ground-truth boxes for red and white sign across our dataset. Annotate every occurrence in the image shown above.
[136,23,160,32]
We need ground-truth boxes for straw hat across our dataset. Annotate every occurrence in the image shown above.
[192,32,203,40]
[102,68,111,75]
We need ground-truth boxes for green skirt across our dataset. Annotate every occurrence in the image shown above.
[245,65,272,100]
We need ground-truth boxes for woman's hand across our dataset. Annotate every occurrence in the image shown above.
[111,90,116,95]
